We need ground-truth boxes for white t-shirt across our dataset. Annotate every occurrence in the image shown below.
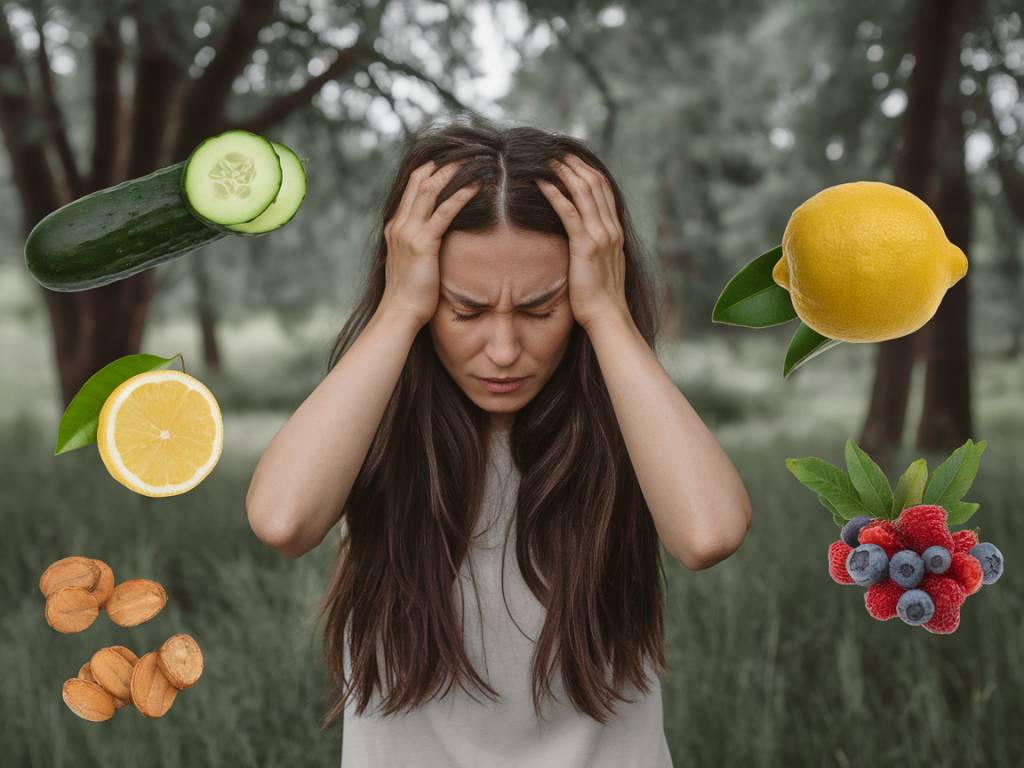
[340,427,674,767]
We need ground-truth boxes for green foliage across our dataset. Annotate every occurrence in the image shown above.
[891,458,928,516]
[784,456,872,521]
[922,439,987,519]
[844,438,893,519]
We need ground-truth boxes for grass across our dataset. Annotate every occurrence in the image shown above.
[2,297,1023,766]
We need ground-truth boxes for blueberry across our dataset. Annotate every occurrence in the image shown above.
[896,589,935,625]
[846,543,889,586]
[889,549,925,588]
[969,542,1004,585]
[921,545,951,574]
[841,515,873,547]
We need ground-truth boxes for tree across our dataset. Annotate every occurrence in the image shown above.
[857,0,972,469]
[0,0,482,407]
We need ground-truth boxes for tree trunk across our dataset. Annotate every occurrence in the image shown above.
[858,0,966,470]
[655,160,686,341]
[915,94,973,452]
[192,260,222,370]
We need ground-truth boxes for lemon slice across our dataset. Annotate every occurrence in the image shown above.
[97,370,223,497]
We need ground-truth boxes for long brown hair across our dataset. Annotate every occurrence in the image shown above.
[319,113,666,727]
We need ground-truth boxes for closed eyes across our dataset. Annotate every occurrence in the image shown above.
[451,309,556,322]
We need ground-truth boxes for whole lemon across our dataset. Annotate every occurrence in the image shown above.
[771,181,968,343]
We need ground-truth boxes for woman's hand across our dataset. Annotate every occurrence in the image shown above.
[381,159,482,328]
[534,154,631,332]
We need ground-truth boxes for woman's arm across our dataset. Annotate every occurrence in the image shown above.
[245,304,423,558]
[584,309,753,571]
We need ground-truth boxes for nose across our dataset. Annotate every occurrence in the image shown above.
[483,315,523,364]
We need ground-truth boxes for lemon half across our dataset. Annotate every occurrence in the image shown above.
[97,370,223,497]
[772,181,968,343]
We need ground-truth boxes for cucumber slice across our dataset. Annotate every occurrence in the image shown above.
[226,142,307,235]
[182,130,282,226]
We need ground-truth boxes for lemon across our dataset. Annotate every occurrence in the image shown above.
[97,370,223,497]
[771,181,968,342]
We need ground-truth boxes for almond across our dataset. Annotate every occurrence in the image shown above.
[90,647,136,702]
[106,579,167,627]
[130,652,177,718]
[158,634,204,689]
[45,586,100,633]
[62,678,116,722]
[109,645,139,665]
[39,557,99,597]
[78,661,96,683]
[89,559,115,607]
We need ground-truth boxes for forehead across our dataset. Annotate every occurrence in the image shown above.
[438,227,569,302]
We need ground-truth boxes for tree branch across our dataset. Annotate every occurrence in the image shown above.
[364,65,416,139]
[551,24,618,154]
[127,12,184,176]
[0,9,62,230]
[234,45,361,134]
[174,0,277,158]
[89,12,122,191]
[32,9,81,199]
[367,48,479,117]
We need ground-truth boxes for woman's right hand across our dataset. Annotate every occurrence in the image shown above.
[380,159,482,328]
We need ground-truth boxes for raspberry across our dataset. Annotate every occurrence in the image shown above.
[828,540,855,584]
[896,504,954,553]
[919,573,965,634]
[952,529,979,553]
[864,579,903,620]
[858,519,906,558]
[947,551,983,596]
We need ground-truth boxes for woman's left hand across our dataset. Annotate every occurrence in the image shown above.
[535,154,631,333]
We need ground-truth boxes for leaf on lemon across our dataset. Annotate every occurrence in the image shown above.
[844,438,893,519]
[891,458,928,517]
[55,353,184,455]
[711,246,798,328]
[922,439,987,509]
[784,457,871,520]
[783,323,844,378]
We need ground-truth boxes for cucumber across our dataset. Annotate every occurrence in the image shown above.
[226,142,307,235]
[181,129,282,227]
[25,162,229,292]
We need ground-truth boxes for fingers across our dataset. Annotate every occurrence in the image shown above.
[547,155,622,246]
[423,180,483,241]
[389,160,468,242]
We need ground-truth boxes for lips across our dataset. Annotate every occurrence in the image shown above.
[479,377,525,383]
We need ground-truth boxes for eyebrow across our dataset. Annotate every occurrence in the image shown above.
[441,280,567,310]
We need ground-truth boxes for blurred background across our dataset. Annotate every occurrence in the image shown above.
[1,0,1021,765]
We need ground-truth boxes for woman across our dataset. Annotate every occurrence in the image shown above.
[246,115,752,767]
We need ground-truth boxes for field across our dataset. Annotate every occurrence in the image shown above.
[2,273,1021,767]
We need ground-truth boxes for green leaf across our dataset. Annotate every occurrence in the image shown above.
[844,438,893,519]
[818,495,845,528]
[946,500,980,526]
[784,457,871,520]
[783,322,844,378]
[55,353,184,455]
[711,246,798,328]
[891,458,928,517]
[922,439,987,508]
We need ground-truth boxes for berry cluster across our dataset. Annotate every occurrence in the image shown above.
[827,504,1004,634]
